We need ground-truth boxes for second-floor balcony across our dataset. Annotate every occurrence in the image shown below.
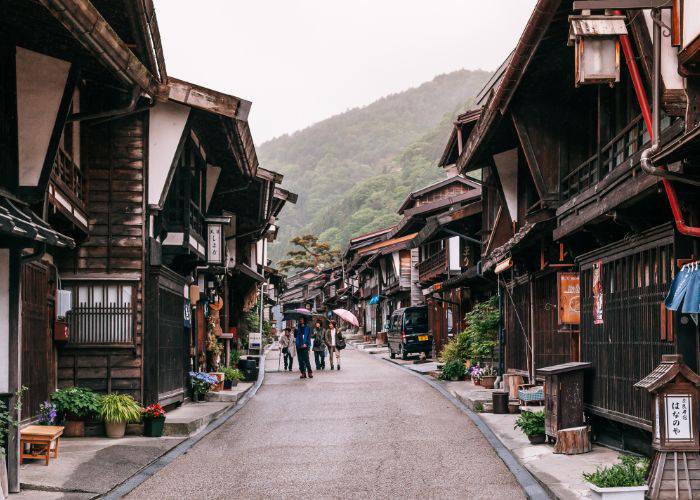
[48,146,88,231]
[561,114,648,201]
[418,248,448,284]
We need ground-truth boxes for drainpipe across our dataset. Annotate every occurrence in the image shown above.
[66,87,153,123]
[616,10,700,237]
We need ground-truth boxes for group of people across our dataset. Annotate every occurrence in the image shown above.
[278,317,345,379]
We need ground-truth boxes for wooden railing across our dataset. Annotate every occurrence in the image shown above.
[561,114,648,201]
[188,200,204,238]
[51,146,85,207]
[418,248,447,281]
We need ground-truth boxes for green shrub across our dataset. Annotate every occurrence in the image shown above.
[583,455,649,488]
[441,359,466,380]
[514,410,545,437]
[51,387,102,421]
[99,393,142,424]
[222,367,245,382]
[440,331,471,363]
[464,297,500,364]
[474,402,484,413]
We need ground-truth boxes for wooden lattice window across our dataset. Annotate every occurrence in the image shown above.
[63,281,135,344]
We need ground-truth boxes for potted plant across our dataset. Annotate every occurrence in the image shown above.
[38,400,58,425]
[481,366,498,389]
[583,455,649,500]
[441,360,466,381]
[222,367,245,389]
[189,371,218,402]
[470,366,483,385]
[99,393,142,439]
[142,404,167,438]
[514,410,546,444]
[51,387,102,437]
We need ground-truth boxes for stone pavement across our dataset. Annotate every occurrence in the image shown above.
[19,381,254,497]
[355,344,621,499]
[126,347,526,499]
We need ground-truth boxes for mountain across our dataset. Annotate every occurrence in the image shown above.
[259,69,492,263]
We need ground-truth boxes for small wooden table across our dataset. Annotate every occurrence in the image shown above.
[20,425,64,466]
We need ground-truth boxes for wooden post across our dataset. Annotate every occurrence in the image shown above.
[7,247,21,493]
[554,426,591,455]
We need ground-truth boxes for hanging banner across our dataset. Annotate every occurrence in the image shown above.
[592,260,604,325]
[184,299,191,328]
[557,272,580,325]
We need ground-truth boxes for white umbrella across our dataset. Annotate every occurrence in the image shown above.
[332,308,359,327]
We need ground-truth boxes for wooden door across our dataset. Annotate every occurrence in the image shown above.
[21,263,53,420]
[157,286,186,402]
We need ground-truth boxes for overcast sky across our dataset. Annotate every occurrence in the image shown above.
[154,1,536,143]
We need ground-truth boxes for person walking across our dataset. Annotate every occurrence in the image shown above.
[324,320,345,370]
[295,317,313,379]
[279,328,295,371]
[312,320,327,370]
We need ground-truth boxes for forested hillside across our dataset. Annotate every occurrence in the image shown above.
[259,69,492,262]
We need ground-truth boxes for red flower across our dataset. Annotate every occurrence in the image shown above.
[142,403,166,419]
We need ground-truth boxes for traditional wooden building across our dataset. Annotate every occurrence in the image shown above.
[0,0,166,490]
[458,0,700,451]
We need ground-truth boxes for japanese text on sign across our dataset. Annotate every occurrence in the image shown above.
[665,395,692,440]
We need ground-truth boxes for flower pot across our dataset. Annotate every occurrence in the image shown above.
[223,380,233,390]
[587,484,648,500]
[474,379,481,386]
[481,375,497,389]
[105,421,127,439]
[63,419,85,437]
[450,376,459,381]
[143,417,166,438]
[527,433,546,444]
[231,379,239,387]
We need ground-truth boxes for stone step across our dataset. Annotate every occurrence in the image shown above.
[163,402,231,437]
[205,382,253,403]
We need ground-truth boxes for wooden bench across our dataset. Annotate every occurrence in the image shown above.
[20,425,64,466]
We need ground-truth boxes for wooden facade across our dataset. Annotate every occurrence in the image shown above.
[455,0,700,450]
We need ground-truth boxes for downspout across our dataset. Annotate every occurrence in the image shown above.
[66,87,153,123]
[616,10,700,237]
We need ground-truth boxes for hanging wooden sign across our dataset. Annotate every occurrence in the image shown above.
[557,272,580,325]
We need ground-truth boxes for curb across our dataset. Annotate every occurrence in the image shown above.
[100,349,269,499]
[372,353,551,500]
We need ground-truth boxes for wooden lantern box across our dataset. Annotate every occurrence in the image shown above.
[536,362,591,440]
[636,354,700,499]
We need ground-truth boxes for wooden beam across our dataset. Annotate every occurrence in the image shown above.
[511,111,551,203]
[573,0,671,9]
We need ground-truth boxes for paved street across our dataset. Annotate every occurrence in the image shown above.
[127,349,524,499]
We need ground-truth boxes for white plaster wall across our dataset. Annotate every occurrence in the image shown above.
[16,47,71,186]
[205,164,221,210]
[643,10,684,90]
[682,2,700,52]
[148,101,190,206]
[493,148,518,224]
[448,236,461,271]
[0,249,9,393]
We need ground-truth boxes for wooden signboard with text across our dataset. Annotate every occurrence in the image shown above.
[558,272,580,325]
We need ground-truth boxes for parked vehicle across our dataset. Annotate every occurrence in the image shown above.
[387,306,432,360]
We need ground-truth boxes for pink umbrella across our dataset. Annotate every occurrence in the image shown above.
[332,308,359,327]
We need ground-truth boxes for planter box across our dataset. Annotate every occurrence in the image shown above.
[587,484,648,500]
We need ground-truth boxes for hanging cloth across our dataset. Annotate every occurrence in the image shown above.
[665,263,700,314]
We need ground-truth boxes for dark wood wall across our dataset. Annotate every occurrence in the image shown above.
[55,112,146,401]
[579,225,676,430]
[504,273,577,375]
